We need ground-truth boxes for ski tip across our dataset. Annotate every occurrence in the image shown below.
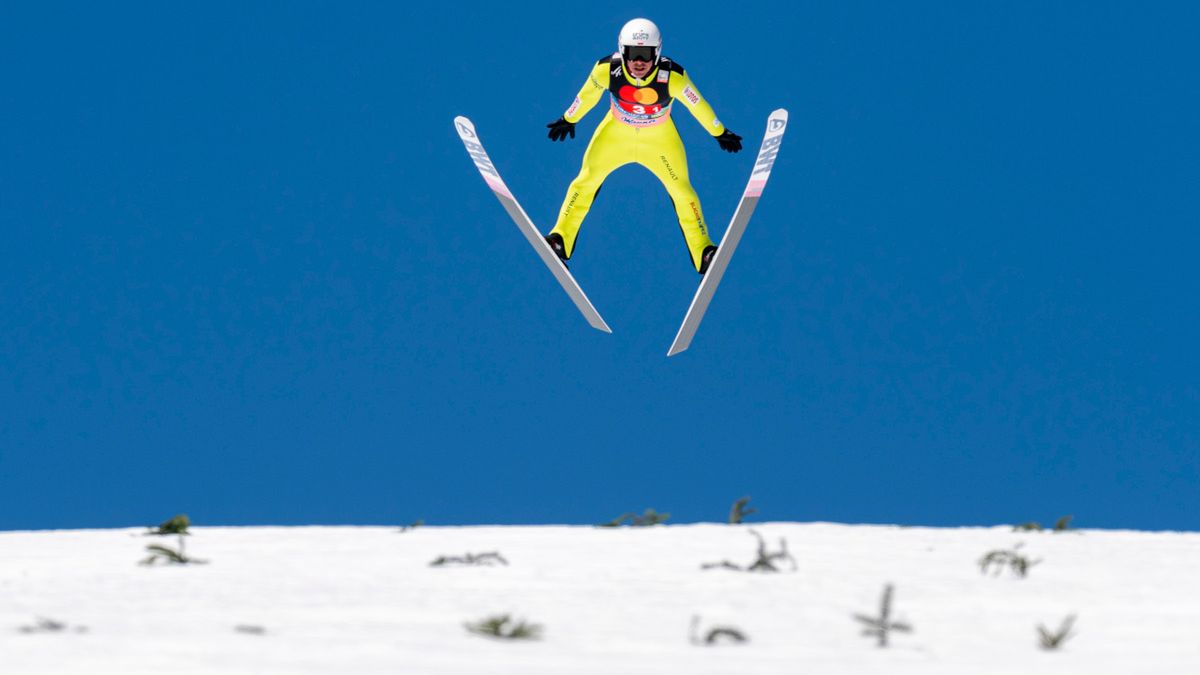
[666,343,688,357]
[453,116,476,139]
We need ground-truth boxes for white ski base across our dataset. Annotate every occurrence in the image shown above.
[668,108,789,356]
[454,116,611,333]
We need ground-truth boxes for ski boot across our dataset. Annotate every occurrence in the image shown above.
[546,233,569,267]
[698,245,717,275]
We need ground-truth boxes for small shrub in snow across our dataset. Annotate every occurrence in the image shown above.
[979,543,1040,578]
[398,519,424,533]
[465,614,542,640]
[728,496,756,524]
[689,615,748,645]
[141,535,207,566]
[430,551,508,567]
[1037,614,1077,650]
[18,617,87,634]
[853,584,912,648]
[600,508,670,527]
[1012,515,1075,533]
[149,514,191,536]
[702,529,796,572]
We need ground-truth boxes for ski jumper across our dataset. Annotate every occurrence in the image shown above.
[549,54,729,271]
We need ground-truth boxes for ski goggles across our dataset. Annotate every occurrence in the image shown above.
[623,46,658,63]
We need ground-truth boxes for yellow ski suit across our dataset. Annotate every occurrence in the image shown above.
[549,54,729,271]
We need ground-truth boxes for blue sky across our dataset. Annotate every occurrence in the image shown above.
[2,2,1197,531]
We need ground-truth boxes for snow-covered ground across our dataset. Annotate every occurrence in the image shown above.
[2,522,1198,674]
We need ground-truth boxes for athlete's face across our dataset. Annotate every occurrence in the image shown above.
[624,46,656,79]
[627,57,653,79]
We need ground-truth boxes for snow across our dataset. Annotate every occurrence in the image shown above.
[3,522,1198,674]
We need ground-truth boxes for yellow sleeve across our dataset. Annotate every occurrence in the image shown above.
[563,60,610,124]
[668,69,726,137]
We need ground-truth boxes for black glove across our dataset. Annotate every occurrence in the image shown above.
[716,129,742,153]
[546,117,576,141]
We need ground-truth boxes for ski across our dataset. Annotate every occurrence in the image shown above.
[667,108,789,356]
[453,116,612,333]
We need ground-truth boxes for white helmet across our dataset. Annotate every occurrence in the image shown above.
[618,18,662,70]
